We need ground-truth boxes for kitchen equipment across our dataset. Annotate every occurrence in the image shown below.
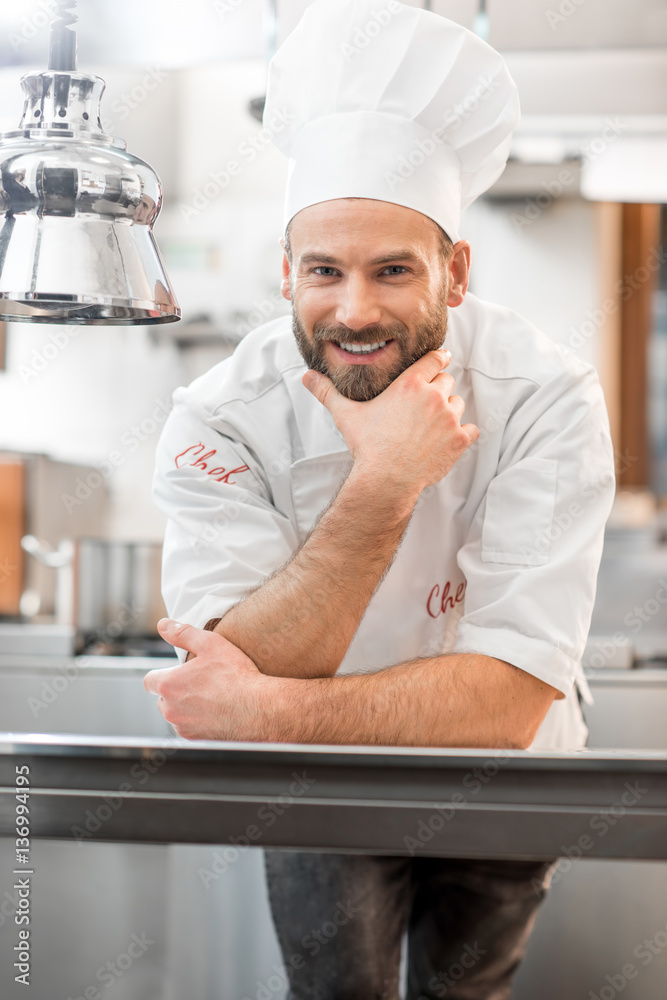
[0,1,180,325]
[20,535,168,650]
[0,451,109,622]
[74,537,167,648]
[20,534,74,624]
[0,622,75,657]
[588,521,667,665]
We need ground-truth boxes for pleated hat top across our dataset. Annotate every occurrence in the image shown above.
[263,0,521,242]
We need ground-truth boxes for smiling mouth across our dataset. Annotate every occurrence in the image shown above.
[329,339,394,364]
[336,339,388,354]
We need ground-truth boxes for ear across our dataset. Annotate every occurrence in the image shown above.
[281,243,292,302]
[446,240,471,308]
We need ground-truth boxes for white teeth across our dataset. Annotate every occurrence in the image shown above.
[337,340,388,354]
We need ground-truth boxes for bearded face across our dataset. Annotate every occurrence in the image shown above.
[291,279,449,402]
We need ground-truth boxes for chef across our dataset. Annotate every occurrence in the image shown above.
[145,1,616,996]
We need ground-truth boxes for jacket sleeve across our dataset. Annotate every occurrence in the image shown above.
[453,355,616,701]
[152,392,300,663]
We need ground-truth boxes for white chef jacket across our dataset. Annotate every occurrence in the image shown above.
[152,291,616,751]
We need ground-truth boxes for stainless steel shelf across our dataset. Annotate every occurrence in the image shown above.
[2,735,667,860]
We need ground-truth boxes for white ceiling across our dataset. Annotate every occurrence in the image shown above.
[1,1,666,123]
[2,0,667,70]
[277,0,667,50]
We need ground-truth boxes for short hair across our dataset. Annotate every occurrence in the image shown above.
[283,201,454,267]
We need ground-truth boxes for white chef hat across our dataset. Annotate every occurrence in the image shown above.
[263,0,520,244]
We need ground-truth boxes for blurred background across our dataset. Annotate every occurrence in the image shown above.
[1,2,667,999]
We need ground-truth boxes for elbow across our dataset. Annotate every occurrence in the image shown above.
[495,710,548,751]
[507,732,535,751]
[494,731,533,751]
[502,675,561,750]
[507,701,557,750]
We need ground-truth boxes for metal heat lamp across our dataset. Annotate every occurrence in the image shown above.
[0,1,180,324]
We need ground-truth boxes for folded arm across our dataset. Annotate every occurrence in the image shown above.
[205,461,418,677]
[148,620,560,748]
[207,348,473,678]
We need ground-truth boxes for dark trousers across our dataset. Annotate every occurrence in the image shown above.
[263,849,557,1000]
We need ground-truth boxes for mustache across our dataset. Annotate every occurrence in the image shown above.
[312,321,408,345]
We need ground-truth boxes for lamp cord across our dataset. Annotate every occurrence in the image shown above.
[48,1,78,72]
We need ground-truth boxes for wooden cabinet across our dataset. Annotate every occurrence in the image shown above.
[0,458,24,616]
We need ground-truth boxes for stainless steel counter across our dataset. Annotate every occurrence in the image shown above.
[0,654,174,738]
[1,669,666,1000]
[2,735,667,860]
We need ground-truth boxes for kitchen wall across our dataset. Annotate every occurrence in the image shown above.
[0,58,608,541]
[464,195,603,371]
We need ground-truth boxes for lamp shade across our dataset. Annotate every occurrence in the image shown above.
[0,70,180,325]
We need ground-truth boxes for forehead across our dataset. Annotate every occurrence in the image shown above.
[289,198,441,261]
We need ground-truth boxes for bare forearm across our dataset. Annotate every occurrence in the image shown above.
[261,654,558,749]
[212,464,419,678]
[148,621,559,747]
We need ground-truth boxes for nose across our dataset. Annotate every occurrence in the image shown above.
[334,273,382,331]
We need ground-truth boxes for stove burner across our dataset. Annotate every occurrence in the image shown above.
[78,634,174,657]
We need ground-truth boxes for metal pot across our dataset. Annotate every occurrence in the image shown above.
[21,536,166,644]
[75,538,166,643]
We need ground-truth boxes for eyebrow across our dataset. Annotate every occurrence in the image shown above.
[298,250,425,268]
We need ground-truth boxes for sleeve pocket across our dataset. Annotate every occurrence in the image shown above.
[481,456,558,566]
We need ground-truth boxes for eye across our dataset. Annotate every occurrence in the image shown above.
[382,265,408,275]
[312,266,339,276]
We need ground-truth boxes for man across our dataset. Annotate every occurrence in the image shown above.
[145,2,616,996]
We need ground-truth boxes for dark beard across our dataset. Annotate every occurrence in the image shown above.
[291,295,448,402]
